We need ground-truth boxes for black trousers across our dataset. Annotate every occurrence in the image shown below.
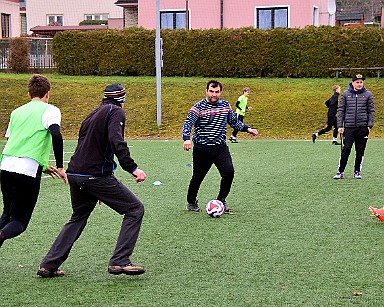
[231,114,244,137]
[0,170,42,242]
[187,144,234,204]
[40,174,144,270]
[318,116,338,138]
[337,126,369,173]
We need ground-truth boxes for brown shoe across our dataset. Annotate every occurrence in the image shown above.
[108,263,145,275]
[37,267,65,278]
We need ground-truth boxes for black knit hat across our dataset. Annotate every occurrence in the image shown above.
[351,74,365,81]
[103,83,126,105]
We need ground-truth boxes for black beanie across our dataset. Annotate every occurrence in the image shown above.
[103,83,126,106]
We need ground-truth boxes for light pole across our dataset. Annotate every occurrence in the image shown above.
[155,0,162,126]
[186,0,189,30]
[371,0,375,22]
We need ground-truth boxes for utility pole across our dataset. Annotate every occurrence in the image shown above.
[371,0,374,21]
[186,0,189,30]
[155,0,162,126]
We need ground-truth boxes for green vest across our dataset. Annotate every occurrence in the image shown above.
[235,94,248,116]
[1,100,52,170]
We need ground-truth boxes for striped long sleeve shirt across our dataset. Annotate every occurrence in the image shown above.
[182,98,249,146]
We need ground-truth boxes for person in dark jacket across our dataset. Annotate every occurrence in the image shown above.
[37,83,147,278]
[333,74,375,179]
[312,85,341,145]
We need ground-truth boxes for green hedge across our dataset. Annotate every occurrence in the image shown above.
[8,37,29,73]
[53,28,155,75]
[53,26,384,77]
[79,20,108,26]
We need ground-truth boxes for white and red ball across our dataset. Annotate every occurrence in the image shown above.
[205,200,224,218]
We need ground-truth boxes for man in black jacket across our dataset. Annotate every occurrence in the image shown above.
[37,83,147,277]
[312,85,341,145]
[333,74,375,179]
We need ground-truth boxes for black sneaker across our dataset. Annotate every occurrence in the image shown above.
[229,136,238,143]
[37,267,65,278]
[312,134,317,143]
[221,201,232,213]
[0,230,4,248]
[332,141,341,145]
[108,262,145,276]
[186,201,200,212]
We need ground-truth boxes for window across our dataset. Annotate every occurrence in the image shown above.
[20,0,26,9]
[256,7,288,30]
[85,14,109,21]
[1,14,10,38]
[313,6,319,26]
[160,11,186,29]
[20,13,27,35]
[47,15,63,26]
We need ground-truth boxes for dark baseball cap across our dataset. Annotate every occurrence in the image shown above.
[352,74,365,81]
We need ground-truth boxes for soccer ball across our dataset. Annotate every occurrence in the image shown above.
[205,200,224,218]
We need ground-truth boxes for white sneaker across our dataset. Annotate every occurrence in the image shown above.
[333,172,344,179]
[354,171,362,179]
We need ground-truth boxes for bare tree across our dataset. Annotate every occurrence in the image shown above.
[337,0,384,21]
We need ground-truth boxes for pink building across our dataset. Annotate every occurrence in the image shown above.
[0,0,336,39]
[0,0,21,38]
[26,0,123,34]
[116,0,335,30]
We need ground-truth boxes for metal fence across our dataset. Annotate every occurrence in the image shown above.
[0,38,55,69]
[29,38,55,68]
[0,40,8,69]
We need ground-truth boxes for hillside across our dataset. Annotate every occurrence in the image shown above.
[1,73,383,139]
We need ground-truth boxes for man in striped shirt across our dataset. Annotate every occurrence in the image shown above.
[182,80,258,213]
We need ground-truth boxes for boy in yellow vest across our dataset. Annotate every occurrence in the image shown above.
[0,74,67,248]
[229,87,253,143]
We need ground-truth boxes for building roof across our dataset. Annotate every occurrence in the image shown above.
[114,0,138,7]
[335,12,364,21]
[30,25,108,37]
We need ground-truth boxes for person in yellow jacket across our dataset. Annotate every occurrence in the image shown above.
[229,87,252,143]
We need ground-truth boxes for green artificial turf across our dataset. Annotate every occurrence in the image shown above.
[1,139,384,306]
